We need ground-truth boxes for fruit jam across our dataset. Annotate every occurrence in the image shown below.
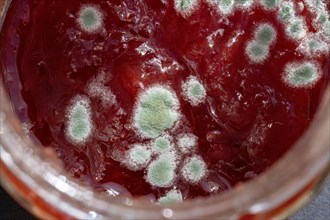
[1,0,329,202]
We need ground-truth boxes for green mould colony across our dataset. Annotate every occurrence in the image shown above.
[66,0,328,204]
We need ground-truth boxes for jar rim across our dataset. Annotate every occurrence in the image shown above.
[0,0,329,218]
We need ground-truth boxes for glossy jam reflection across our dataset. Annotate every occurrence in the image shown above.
[1,0,329,201]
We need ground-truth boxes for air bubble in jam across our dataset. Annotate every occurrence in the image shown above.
[1,0,329,203]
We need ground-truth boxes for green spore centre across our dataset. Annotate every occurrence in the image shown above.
[278,3,294,21]
[256,24,276,45]
[235,0,251,4]
[146,153,177,187]
[250,42,266,56]
[180,0,191,10]
[182,156,207,183]
[154,136,172,153]
[217,0,235,13]
[66,98,92,143]
[189,83,204,98]
[262,0,281,9]
[291,65,315,84]
[134,86,180,138]
[82,9,98,28]
[158,189,183,205]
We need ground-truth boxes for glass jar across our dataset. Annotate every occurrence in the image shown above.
[1,1,329,219]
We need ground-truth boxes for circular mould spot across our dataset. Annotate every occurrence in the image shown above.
[245,40,270,63]
[316,13,329,25]
[78,5,104,33]
[125,144,152,171]
[153,135,173,154]
[181,155,207,184]
[286,17,307,40]
[181,76,207,106]
[146,152,178,187]
[278,1,294,22]
[177,133,198,154]
[282,61,321,88]
[254,23,277,45]
[297,37,329,57]
[133,85,180,139]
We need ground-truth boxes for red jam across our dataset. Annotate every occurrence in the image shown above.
[1,0,329,201]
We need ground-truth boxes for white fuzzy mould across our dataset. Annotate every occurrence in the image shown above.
[133,85,181,139]
[65,95,93,144]
[177,133,198,154]
[181,76,207,106]
[323,21,330,37]
[277,1,295,22]
[297,1,304,13]
[245,40,270,64]
[78,4,104,33]
[313,11,330,39]
[286,17,307,40]
[125,144,152,171]
[86,72,116,107]
[206,0,235,15]
[297,36,329,57]
[254,23,277,45]
[235,0,254,8]
[217,0,235,14]
[153,134,174,154]
[174,0,200,17]
[158,189,183,204]
[260,0,282,10]
[304,0,327,14]
[282,61,321,88]
[146,152,178,187]
[181,155,207,184]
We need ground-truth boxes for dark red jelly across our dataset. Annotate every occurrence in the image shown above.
[1,0,329,202]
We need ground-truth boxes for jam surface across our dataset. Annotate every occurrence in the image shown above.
[1,0,329,202]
